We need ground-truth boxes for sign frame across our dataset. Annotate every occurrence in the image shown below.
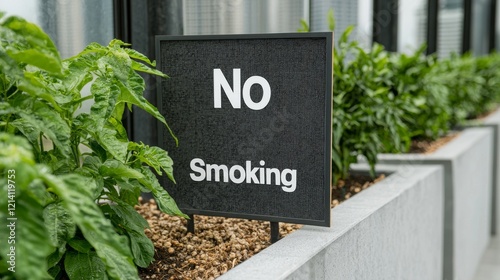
[155,32,333,227]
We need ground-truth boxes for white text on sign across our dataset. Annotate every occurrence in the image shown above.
[213,68,271,110]
[189,158,297,192]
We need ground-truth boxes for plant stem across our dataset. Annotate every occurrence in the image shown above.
[71,134,82,167]
[39,133,44,153]
[4,115,10,132]
[73,95,94,105]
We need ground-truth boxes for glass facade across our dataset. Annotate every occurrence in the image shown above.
[0,0,114,59]
[437,0,464,57]
[183,0,371,48]
[471,0,492,55]
[183,0,309,35]
[0,0,39,25]
[398,0,427,54]
[39,0,114,58]
[1,1,498,63]
[497,0,500,51]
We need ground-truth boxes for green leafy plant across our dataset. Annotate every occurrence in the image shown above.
[436,53,486,125]
[332,27,410,183]
[388,46,451,140]
[299,8,500,188]
[0,14,185,279]
[300,10,411,183]
[463,53,500,120]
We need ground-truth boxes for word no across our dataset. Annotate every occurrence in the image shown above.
[214,68,271,110]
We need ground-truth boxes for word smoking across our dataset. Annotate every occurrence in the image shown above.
[190,158,297,192]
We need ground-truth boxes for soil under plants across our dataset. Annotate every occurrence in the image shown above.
[137,174,384,280]
[409,132,460,154]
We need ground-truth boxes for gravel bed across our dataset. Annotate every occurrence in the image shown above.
[409,132,460,154]
[137,173,385,279]
[136,200,301,280]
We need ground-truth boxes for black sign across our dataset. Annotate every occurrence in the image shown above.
[156,33,332,226]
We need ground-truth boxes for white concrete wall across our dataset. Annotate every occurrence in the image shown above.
[220,164,444,280]
[376,127,494,280]
[483,109,500,236]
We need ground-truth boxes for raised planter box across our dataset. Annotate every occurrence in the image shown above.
[476,108,500,236]
[373,127,494,280]
[219,164,444,280]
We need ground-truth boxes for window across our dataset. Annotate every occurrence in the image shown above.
[0,0,114,58]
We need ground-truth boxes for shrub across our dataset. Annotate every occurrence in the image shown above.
[0,15,185,279]
[389,47,451,140]
[437,53,485,125]
[472,53,500,118]
[333,27,409,183]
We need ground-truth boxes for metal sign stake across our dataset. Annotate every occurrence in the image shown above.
[187,214,195,233]
[270,221,280,243]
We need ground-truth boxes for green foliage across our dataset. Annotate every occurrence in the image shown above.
[327,9,335,32]
[434,53,500,125]
[332,27,410,182]
[389,46,451,139]
[297,19,309,33]
[0,15,186,279]
[436,54,485,125]
[327,9,500,183]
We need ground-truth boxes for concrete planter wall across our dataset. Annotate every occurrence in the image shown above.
[478,109,500,235]
[219,164,444,280]
[374,127,494,280]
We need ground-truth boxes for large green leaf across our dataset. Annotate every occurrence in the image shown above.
[99,159,144,179]
[108,204,154,267]
[110,203,149,233]
[138,166,187,218]
[41,173,139,280]
[116,180,143,206]
[0,133,34,166]
[1,16,62,74]
[43,202,76,248]
[118,69,177,145]
[14,104,71,158]
[96,122,129,163]
[64,250,108,280]
[134,144,175,182]
[62,55,97,96]
[10,118,40,152]
[0,48,24,81]
[90,77,120,131]
[17,72,62,112]
[123,48,156,66]
[7,49,61,74]
[0,192,53,280]
[130,60,168,77]
[127,231,155,268]
[68,237,93,253]
[98,49,131,84]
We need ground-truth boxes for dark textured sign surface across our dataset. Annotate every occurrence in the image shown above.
[156,33,332,226]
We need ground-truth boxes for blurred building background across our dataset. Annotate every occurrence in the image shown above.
[183,0,308,35]
[0,0,113,59]
[1,0,498,58]
[437,0,464,57]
